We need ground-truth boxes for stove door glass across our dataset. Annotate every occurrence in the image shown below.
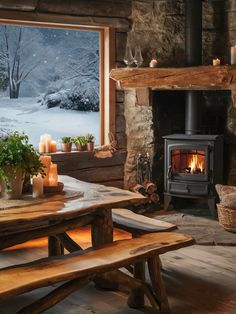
[171,149,206,176]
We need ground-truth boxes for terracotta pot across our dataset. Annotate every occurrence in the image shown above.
[76,144,86,151]
[61,143,72,152]
[0,166,25,199]
[87,142,94,151]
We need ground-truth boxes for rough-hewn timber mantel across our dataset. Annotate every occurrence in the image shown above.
[110,65,236,90]
[110,65,236,106]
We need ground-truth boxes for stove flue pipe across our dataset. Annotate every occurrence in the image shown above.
[185,0,202,135]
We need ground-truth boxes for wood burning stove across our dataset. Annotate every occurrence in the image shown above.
[163,0,224,216]
[163,134,223,215]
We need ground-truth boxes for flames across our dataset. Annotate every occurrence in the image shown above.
[188,154,204,174]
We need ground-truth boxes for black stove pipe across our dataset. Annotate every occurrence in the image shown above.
[185,0,202,135]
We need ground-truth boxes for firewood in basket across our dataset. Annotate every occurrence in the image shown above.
[130,184,146,196]
[145,182,157,195]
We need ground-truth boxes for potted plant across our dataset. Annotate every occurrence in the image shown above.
[0,131,45,199]
[60,136,73,152]
[86,134,95,151]
[73,136,88,151]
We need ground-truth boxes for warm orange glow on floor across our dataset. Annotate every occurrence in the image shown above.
[4,226,132,252]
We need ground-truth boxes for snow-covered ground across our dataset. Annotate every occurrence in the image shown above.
[0,97,100,147]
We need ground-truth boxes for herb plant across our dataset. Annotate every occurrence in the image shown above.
[60,136,72,144]
[0,131,45,189]
[86,134,95,143]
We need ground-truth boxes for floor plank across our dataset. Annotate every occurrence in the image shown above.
[0,227,236,314]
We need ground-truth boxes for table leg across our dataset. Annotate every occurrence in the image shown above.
[48,236,64,257]
[91,208,117,289]
[91,208,113,248]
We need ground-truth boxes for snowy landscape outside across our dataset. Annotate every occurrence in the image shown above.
[0,24,100,147]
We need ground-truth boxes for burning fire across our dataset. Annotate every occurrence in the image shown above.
[189,154,203,174]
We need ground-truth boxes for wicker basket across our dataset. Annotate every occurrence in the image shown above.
[217,204,236,232]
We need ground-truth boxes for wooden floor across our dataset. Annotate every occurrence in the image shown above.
[0,226,236,314]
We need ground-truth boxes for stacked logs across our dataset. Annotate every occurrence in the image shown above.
[131,181,160,204]
[132,153,160,205]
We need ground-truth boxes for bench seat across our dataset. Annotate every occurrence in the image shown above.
[0,232,194,314]
[112,208,176,235]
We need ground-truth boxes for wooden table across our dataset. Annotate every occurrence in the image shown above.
[0,176,193,313]
[0,175,148,253]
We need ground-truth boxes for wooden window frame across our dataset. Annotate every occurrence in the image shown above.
[0,13,116,145]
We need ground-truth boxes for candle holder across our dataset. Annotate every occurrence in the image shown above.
[134,46,143,67]
[149,58,158,68]
[123,43,134,67]
[213,58,221,66]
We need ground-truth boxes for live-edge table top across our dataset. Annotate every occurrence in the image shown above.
[0,176,147,236]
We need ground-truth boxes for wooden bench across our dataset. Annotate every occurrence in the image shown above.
[112,208,177,306]
[112,208,177,236]
[0,232,194,314]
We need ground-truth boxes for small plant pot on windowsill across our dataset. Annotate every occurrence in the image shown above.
[87,142,94,151]
[76,144,87,151]
[61,143,72,152]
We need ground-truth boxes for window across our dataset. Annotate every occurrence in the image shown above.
[0,17,115,147]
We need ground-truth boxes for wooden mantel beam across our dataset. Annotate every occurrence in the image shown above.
[110,65,236,107]
[110,65,236,91]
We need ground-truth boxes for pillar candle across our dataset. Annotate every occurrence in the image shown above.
[213,58,220,66]
[32,173,44,198]
[38,141,45,154]
[49,163,58,186]
[231,46,236,65]
[40,134,52,153]
[45,138,51,153]
[50,140,57,153]
[39,156,52,186]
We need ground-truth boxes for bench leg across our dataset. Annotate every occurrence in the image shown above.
[100,270,159,312]
[127,261,145,308]
[16,277,90,314]
[147,256,170,314]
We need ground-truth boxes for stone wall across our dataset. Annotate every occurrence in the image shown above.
[122,0,236,189]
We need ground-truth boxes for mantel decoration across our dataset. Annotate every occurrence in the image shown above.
[0,131,45,199]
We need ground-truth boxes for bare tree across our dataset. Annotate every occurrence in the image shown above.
[0,25,53,99]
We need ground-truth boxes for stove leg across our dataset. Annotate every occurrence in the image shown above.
[164,194,172,210]
[208,197,217,218]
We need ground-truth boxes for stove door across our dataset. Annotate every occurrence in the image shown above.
[168,143,209,182]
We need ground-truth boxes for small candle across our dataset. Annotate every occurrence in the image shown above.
[231,46,236,65]
[39,156,52,186]
[213,58,221,66]
[50,140,57,153]
[38,141,45,154]
[32,173,44,198]
[49,163,58,186]
[149,58,158,68]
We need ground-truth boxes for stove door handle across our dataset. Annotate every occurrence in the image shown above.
[167,166,172,179]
